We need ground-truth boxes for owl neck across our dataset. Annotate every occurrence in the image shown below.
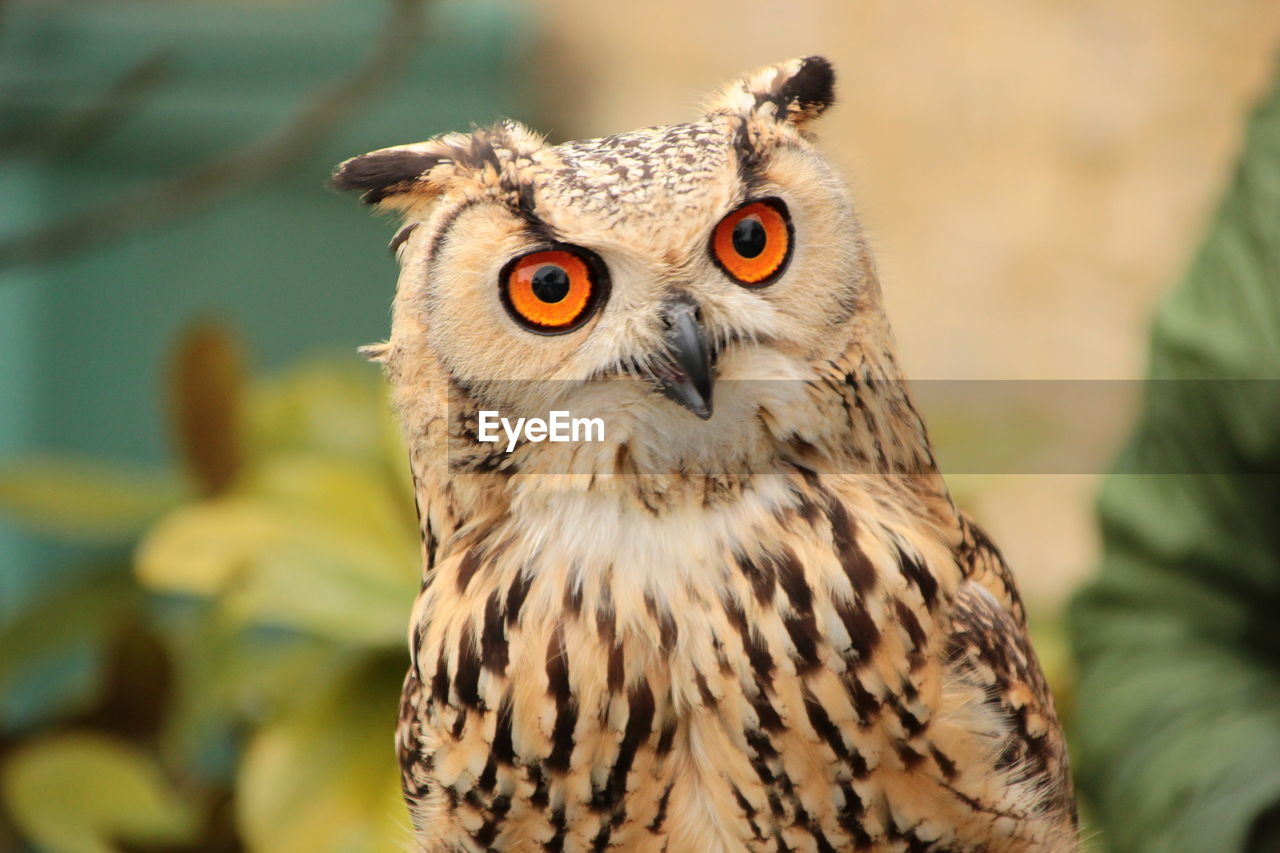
[409,332,960,574]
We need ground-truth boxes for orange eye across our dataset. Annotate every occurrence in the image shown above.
[500,247,606,334]
[710,198,793,286]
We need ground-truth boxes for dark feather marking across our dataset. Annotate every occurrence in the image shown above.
[545,630,577,772]
[412,618,428,674]
[735,551,777,606]
[894,598,928,669]
[655,719,676,756]
[505,569,533,627]
[547,706,578,774]
[930,744,958,781]
[596,588,616,646]
[793,802,839,853]
[544,807,567,852]
[476,755,497,794]
[564,577,583,616]
[481,590,509,673]
[895,701,927,738]
[492,697,515,765]
[783,612,823,673]
[450,711,468,742]
[835,596,880,663]
[774,546,812,614]
[845,673,881,727]
[598,681,655,811]
[849,746,870,779]
[895,741,926,770]
[454,624,483,709]
[837,783,874,849]
[895,543,938,609]
[731,784,765,841]
[645,590,678,652]
[750,687,785,733]
[826,501,877,595]
[528,765,549,809]
[726,596,774,680]
[803,692,850,760]
[766,792,786,819]
[431,646,451,704]
[792,481,824,525]
[474,793,511,848]
[456,549,483,594]
[694,670,717,707]
[648,783,675,833]
[746,730,779,775]
[607,642,625,693]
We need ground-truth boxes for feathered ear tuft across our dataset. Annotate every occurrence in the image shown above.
[332,121,547,212]
[706,56,836,131]
[331,144,448,208]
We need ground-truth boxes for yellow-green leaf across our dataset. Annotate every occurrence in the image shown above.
[156,610,351,779]
[237,657,409,853]
[245,361,387,468]
[1,732,198,853]
[0,456,185,543]
[136,456,418,646]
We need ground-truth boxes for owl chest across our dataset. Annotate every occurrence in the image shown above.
[404,492,981,852]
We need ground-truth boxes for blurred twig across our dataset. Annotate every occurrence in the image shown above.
[5,49,178,160]
[0,0,426,273]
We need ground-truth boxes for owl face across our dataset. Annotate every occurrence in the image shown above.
[337,57,882,473]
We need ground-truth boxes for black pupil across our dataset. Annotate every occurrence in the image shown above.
[732,217,767,258]
[531,264,571,303]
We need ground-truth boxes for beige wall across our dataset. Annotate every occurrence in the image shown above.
[530,1,1280,604]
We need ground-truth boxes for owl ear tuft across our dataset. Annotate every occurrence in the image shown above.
[333,122,546,212]
[331,145,448,208]
[707,56,836,130]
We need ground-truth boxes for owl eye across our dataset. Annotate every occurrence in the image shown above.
[500,246,607,334]
[711,197,793,286]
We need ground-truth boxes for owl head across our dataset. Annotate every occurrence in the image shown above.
[335,57,900,479]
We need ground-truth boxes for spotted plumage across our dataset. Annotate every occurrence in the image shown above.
[334,56,1076,852]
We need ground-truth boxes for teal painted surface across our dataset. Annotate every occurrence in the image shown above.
[0,0,533,613]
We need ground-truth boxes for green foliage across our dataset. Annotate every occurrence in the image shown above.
[137,455,419,646]
[0,326,417,851]
[2,733,199,853]
[237,658,408,853]
[0,458,184,544]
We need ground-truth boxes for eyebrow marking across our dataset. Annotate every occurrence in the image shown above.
[426,199,477,262]
[389,222,419,255]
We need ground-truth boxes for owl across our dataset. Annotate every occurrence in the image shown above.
[334,57,1077,852]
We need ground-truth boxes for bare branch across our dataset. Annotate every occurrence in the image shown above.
[0,49,177,160]
[0,0,426,273]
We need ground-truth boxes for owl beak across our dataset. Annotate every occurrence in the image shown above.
[656,294,714,420]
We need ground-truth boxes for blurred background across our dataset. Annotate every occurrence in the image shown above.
[1,0,1278,850]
